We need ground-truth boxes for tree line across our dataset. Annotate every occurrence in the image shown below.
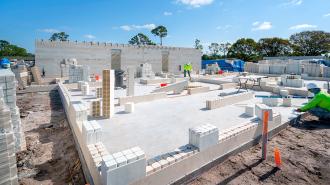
[197,31,330,61]
[0,40,33,57]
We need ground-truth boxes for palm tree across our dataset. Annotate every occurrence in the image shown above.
[151,26,168,46]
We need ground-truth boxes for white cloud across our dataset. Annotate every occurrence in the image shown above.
[119,24,156,31]
[176,0,214,8]
[281,0,303,6]
[216,25,232,30]
[324,13,330,17]
[252,22,272,31]
[289,24,317,30]
[37,28,60,33]
[164,11,173,16]
[84,34,96,39]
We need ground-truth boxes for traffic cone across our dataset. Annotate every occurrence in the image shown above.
[274,147,282,168]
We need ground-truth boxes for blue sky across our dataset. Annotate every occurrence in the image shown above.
[1,0,329,53]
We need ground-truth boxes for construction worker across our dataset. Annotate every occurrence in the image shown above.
[184,63,192,78]
[296,83,330,120]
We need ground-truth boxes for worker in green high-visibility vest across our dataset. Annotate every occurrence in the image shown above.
[183,63,192,78]
[296,83,330,120]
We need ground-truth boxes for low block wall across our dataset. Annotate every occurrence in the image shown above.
[188,86,209,95]
[206,92,254,110]
[118,92,167,105]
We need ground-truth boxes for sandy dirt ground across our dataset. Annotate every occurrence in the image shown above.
[15,91,85,185]
[188,115,330,185]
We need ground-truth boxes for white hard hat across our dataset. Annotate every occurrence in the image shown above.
[306,83,319,90]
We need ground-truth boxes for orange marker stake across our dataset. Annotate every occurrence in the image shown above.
[274,147,282,168]
[262,111,269,160]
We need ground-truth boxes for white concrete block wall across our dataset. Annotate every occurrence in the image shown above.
[35,40,202,78]
[189,124,219,151]
[206,92,254,110]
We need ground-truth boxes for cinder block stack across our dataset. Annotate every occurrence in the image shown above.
[31,66,43,85]
[136,63,154,78]
[100,146,146,185]
[0,88,19,185]
[258,64,270,74]
[281,75,304,88]
[96,87,102,98]
[303,63,321,77]
[90,99,101,117]
[244,62,259,73]
[126,67,135,97]
[0,69,26,152]
[269,64,286,74]
[82,120,102,145]
[286,60,302,74]
[189,124,219,151]
[102,70,115,118]
[81,84,90,96]
[69,64,90,83]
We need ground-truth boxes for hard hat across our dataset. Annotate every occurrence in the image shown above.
[306,83,319,90]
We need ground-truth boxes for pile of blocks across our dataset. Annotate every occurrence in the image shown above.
[189,124,219,151]
[269,64,286,74]
[101,147,146,185]
[0,69,26,152]
[0,88,19,185]
[90,99,101,117]
[136,63,154,78]
[69,64,90,83]
[286,60,302,74]
[102,70,115,118]
[281,75,304,88]
[96,87,102,98]
[258,64,270,74]
[82,120,102,145]
[31,66,43,85]
[70,102,88,124]
[81,83,90,96]
[244,62,259,73]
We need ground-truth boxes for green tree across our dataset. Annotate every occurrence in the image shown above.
[194,39,203,50]
[289,31,330,56]
[0,40,30,57]
[128,33,155,45]
[219,42,232,58]
[151,25,168,45]
[258,37,292,57]
[49,32,69,41]
[208,43,220,56]
[228,38,259,61]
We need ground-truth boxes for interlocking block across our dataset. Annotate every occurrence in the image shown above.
[189,124,219,151]
[101,146,146,185]
[255,104,273,121]
[245,105,255,117]
[124,102,135,113]
[206,92,254,110]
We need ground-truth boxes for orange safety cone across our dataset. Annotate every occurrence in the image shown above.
[274,147,282,168]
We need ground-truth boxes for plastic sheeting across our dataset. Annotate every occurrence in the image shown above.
[202,59,245,72]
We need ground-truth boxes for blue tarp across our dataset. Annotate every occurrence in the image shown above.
[201,59,245,72]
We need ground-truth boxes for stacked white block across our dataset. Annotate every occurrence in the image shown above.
[323,66,330,78]
[101,147,146,185]
[87,143,110,184]
[0,90,19,185]
[189,124,219,151]
[206,92,254,110]
[81,84,90,96]
[286,60,302,74]
[125,102,135,113]
[258,64,270,74]
[82,120,102,145]
[136,63,154,78]
[244,105,255,117]
[269,64,286,74]
[70,102,88,124]
[244,63,259,73]
[255,104,273,121]
[69,64,90,83]
[0,69,25,152]
[281,75,304,88]
[127,67,135,97]
[262,98,279,107]
[303,63,321,77]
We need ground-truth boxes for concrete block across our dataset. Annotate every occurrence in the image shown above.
[125,102,135,113]
[219,83,237,90]
[280,90,289,97]
[244,105,254,117]
[255,104,273,121]
[151,162,161,171]
[283,98,292,107]
[118,92,167,105]
[206,92,254,110]
[153,80,188,94]
[146,166,154,175]
[189,124,219,151]
[187,86,209,95]
[127,67,135,96]
[262,98,279,107]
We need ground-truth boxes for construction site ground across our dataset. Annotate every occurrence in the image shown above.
[15,91,85,185]
[188,114,330,185]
